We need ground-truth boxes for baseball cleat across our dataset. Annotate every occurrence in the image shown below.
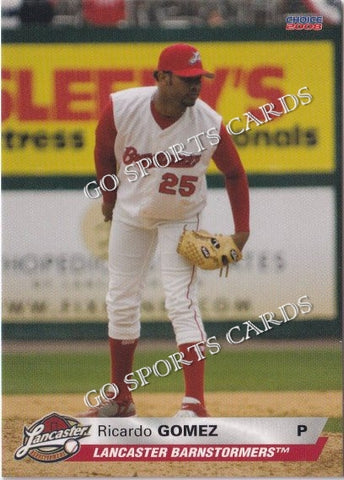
[77,398,136,418]
[174,402,210,417]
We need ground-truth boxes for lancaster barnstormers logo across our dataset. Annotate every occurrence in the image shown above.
[189,51,201,65]
[15,413,91,463]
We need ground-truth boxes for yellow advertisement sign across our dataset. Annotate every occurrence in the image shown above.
[2,41,334,175]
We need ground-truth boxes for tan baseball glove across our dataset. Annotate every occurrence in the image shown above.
[177,229,242,276]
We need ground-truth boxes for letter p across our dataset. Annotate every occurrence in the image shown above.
[297,425,307,436]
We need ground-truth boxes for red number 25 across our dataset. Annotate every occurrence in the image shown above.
[159,173,198,197]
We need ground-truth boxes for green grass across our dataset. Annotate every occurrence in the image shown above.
[325,417,342,433]
[2,348,342,395]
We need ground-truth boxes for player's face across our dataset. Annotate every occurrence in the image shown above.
[170,74,202,107]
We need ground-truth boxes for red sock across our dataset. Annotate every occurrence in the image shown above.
[109,338,138,402]
[179,342,206,406]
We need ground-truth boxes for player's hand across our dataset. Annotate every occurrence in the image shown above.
[102,202,115,222]
[231,232,249,251]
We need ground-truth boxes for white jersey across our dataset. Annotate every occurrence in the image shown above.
[111,86,222,222]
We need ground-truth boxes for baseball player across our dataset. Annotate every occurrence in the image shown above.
[80,43,250,417]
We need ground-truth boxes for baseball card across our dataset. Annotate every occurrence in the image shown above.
[2,0,343,479]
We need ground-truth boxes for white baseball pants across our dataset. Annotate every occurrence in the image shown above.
[106,210,206,346]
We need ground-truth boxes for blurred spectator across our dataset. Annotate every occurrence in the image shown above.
[52,0,83,26]
[1,0,22,27]
[18,0,56,24]
[2,0,22,14]
[206,7,227,26]
[126,0,150,27]
[82,0,127,26]
[198,0,228,26]
[302,0,342,24]
[145,0,203,28]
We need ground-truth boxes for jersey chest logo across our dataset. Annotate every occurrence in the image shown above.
[122,146,201,169]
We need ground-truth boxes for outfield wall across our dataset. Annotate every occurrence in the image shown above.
[2,26,342,339]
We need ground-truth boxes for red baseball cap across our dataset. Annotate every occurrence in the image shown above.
[156,43,214,78]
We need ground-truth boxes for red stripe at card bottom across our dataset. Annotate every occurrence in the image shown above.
[67,437,328,462]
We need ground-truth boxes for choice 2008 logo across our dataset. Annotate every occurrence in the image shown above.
[15,412,91,463]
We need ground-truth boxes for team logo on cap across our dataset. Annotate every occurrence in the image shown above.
[189,51,201,65]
